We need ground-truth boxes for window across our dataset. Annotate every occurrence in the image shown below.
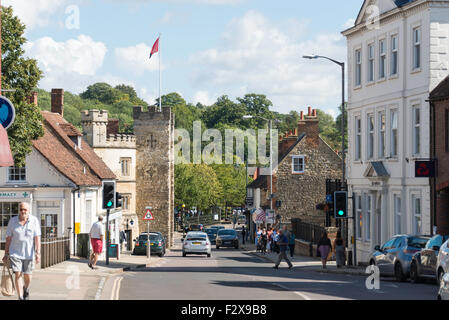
[355,49,362,87]
[391,110,398,157]
[123,194,131,210]
[292,156,305,174]
[0,202,19,242]
[378,111,386,158]
[412,196,422,235]
[365,195,371,241]
[8,166,26,182]
[379,39,386,79]
[120,158,131,177]
[413,27,421,70]
[382,238,396,250]
[394,195,401,235]
[356,194,362,239]
[368,43,375,82]
[37,201,60,238]
[391,35,398,76]
[412,106,421,155]
[367,114,374,159]
[355,117,362,160]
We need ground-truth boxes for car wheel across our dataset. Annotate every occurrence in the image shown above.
[394,262,406,282]
[216,246,219,250]
[438,268,445,286]
[158,252,164,257]
[410,262,420,283]
[182,252,186,257]
[207,253,211,258]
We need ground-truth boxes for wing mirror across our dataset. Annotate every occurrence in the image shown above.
[432,246,441,251]
[374,245,381,252]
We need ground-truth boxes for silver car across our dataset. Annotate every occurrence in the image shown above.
[438,272,449,300]
[182,232,211,258]
[437,239,449,284]
[369,235,430,282]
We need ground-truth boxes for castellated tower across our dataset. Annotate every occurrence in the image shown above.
[81,109,108,147]
[133,105,175,247]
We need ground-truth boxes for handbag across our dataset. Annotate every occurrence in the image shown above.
[1,259,15,296]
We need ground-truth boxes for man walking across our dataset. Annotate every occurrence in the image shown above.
[89,216,105,269]
[241,226,246,245]
[273,229,293,270]
[2,202,41,300]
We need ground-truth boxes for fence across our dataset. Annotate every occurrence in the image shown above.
[291,219,325,245]
[41,237,70,269]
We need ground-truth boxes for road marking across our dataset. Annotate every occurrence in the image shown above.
[95,277,106,300]
[114,277,123,300]
[272,283,312,300]
[110,276,123,300]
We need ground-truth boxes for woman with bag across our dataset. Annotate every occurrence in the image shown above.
[317,231,332,269]
[333,231,345,268]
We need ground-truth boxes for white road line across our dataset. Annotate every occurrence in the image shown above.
[110,276,123,300]
[272,283,312,300]
[114,277,123,300]
[95,277,106,300]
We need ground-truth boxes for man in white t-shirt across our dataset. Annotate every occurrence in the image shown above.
[89,216,104,269]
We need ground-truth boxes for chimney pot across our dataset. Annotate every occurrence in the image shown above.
[51,89,64,117]
[308,106,312,116]
[312,109,317,117]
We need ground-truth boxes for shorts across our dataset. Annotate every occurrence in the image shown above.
[9,257,35,275]
[91,238,103,254]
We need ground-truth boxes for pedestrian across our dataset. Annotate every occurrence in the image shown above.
[119,229,127,252]
[2,202,41,300]
[317,231,332,269]
[267,227,273,252]
[261,228,267,254]
[288,231,296,258]
[333,231,345,268]
[241,226,246,245]
[273,230,293,269]
[89,216,105,270]
[255,227,262,251]
[272,229,280,254]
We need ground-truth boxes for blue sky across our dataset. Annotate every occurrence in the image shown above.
[6,0,362,117]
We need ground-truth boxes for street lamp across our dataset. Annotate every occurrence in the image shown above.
[302,55,345,183]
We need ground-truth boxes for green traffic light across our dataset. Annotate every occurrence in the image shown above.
[338,210,344,216]
[107,201,113,207]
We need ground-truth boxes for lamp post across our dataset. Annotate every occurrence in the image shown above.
[302,55,345,183]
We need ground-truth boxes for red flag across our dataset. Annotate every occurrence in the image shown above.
[149,37,159,59]
[0,124,14,167]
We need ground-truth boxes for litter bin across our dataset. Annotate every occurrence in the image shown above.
[108,244,119,260]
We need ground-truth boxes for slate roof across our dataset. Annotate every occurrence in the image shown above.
[364,161,390,178]
[32,111,116,186]
[429,74,449,101]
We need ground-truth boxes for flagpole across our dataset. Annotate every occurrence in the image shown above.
[159,33,161,112]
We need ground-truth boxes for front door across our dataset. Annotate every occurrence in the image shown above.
[126,230,132,251]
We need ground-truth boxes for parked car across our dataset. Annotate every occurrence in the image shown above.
[369,235,430,282]
[189,224,204,232]
[216,229,239,249]
[182,231,211,257]
[205,228,218,244]
[410,234,449,283]
[437,239,449,285]
[438,272,449,300]
[132,232,166,257]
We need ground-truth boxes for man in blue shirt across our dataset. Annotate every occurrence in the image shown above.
[2,202,41,300]
[273,229,293,269]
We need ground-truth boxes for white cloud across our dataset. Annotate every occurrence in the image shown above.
[3,0,72,30]
[189,10,347,115]
[114,43,165,75]
[343,18,356,29]
[193,91,215,106]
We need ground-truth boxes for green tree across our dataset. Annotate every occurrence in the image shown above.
[80,82,125,104]
[156,92,186,107]
[1,6,44,167]
[237,93,273,117]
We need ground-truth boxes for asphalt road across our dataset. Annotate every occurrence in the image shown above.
[116,236,439,301]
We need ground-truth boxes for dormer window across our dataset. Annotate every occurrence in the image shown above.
[292,156,305,174]
[8,166,26,182]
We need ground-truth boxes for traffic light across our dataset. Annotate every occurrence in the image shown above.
[102,181,115,209]
[334,191,348,219]
[115,192,122,208]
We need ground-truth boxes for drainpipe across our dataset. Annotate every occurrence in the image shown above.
[72,187,80,255]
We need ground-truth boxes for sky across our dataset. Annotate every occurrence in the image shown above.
[4,0,362,118]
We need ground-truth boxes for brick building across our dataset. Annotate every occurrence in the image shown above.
[430,75,449,235]
[247,107,342,227]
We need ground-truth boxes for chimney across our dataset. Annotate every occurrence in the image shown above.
[27,92,38,106]
[51,89,64,117]
[107,119,119,135]
[298,107,319,148]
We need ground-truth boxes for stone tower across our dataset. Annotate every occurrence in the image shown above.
[133,106,174,247]
[80,109,108,147]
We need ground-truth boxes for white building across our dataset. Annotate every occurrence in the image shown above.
[342,0,449,262]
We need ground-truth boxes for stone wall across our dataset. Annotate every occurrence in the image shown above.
[133,106,174,247]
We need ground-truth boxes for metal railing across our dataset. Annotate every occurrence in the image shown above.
[291,219,325,245]
[41,237,70,269]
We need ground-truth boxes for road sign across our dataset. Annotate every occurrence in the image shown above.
[143,209,154,221]
[326,194,333,203]
[415,160,436,178]
[0,96,15,130]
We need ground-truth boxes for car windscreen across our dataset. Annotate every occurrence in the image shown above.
[218,230,236,236]
[139,234,159,241]
[407,237,429,248]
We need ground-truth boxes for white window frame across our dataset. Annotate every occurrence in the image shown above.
[7,166,26,183]
[365,195,371,241]
[356,194,362,240]
[390,110,399,158]
[378,111,386,158]
[292,155,305,174]
[120,158,131,177]
[368,43,375,83]
[367,114,375,159]
[412,195,422,235]
[412,105,421,156]
[355,49,362,87]
[355,116,362,161]
[390,35,398,76]
[413,27,421,71]
[379,39,387,80]
[394,195,401,235]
